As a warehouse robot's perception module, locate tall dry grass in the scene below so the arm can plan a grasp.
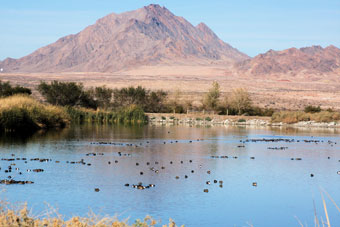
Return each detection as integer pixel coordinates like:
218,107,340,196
0,95,70,132
0,202,181,227
271,111,340,124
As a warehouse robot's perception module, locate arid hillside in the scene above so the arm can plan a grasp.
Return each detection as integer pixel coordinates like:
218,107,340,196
0,4,248,73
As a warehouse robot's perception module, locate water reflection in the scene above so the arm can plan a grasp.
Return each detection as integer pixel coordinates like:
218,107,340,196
0,124,339,227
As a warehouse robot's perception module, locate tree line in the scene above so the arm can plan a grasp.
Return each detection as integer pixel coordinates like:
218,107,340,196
0,80,282,116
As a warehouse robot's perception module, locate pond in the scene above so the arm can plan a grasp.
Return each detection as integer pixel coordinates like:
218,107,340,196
0,124,339,227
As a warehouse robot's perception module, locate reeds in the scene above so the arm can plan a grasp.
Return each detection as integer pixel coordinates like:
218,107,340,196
0,95,70,132
66,105,148,124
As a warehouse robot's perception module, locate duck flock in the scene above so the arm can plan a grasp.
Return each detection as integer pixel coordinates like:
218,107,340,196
0,136,339,194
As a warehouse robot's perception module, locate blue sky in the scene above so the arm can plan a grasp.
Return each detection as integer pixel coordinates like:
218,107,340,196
0,0,339,60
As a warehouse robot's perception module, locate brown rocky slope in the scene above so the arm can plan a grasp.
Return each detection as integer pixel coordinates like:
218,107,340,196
235,45,340,75
0,4,249,73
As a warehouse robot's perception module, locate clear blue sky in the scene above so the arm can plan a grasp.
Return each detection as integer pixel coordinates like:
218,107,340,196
0,0,339,60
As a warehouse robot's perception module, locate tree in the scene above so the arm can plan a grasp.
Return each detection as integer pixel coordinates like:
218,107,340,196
112,86,168,113
91,86,113,109
229,88,252,115
203,81,220,111
0,80,31,97
167,89,184,113
37,81,97,109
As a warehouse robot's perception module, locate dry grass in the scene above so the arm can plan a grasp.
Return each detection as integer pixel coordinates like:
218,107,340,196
0,95,70,132
0,202,182,227
271,111,340,124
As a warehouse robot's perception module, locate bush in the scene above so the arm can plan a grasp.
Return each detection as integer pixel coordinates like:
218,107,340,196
0,80,31,97
229,88,252,115
38,81,97,109
0,95,69,132
238,118,246,122
271,111,340,124
203,81,220,111
304,105,321,113
89,86,113,109
113,86,168,113
205,117,212,121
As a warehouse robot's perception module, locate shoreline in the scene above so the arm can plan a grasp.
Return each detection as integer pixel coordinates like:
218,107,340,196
146,113,340,128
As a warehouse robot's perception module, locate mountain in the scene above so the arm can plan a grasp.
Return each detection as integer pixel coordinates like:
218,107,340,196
0,4,249,73
235,45,340,75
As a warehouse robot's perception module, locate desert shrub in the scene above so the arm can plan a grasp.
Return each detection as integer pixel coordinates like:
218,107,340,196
145,90,168,113
304,105,321,113
271,111,340,124
88,86,114,109
0,95,69,132
229,88,252,115
113,86,168,113
205,117,212,121
238,118,246,122
38,81,97,109
0,80,31,97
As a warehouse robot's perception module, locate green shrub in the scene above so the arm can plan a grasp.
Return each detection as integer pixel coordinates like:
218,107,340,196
205,117,212,121
38,81,97,109
0,80,31,97
113,86,168,113
238,118,246,122
304,105,321,113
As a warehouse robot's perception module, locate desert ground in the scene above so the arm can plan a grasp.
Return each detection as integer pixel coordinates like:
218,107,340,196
1,65,340,110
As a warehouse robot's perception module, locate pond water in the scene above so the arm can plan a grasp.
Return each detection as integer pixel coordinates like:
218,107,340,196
0,124,339,227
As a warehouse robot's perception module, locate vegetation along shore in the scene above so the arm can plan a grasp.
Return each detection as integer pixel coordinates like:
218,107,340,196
1,80,339,132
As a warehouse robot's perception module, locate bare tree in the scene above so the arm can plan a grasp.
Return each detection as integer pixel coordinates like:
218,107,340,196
230,88,252,115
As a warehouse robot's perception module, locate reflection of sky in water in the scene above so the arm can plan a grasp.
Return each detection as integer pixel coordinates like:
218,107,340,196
0,125,339,227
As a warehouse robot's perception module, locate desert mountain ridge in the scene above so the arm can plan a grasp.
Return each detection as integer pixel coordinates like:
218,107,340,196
0,4,339,76
236,45,340,75
0,4,248,73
